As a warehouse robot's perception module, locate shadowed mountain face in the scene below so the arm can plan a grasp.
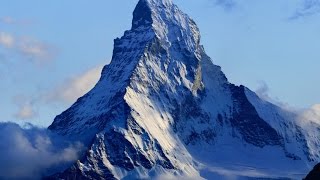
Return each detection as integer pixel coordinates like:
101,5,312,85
48,0,320,179
304,163,320,180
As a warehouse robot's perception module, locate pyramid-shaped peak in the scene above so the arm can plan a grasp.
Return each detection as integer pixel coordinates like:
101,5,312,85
48,0,319,179
132,0,201,52
132,0,174,29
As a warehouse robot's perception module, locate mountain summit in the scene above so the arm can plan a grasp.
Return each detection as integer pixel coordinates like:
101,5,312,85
49,0,319,179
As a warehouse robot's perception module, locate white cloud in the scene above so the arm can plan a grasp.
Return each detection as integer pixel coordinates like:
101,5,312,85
0,32,14,48
46,65,104,103
0,122,83,179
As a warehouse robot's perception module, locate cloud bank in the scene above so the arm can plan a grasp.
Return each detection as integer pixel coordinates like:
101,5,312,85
0,122,83,179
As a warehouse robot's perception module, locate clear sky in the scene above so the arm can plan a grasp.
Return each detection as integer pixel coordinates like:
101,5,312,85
0,0,319,127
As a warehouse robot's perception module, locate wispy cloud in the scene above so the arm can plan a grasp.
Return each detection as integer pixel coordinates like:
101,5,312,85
14,103,37,120
299,104,320,124
214,0,237,10
291,0,320,19
0,16,32,25
10,64,104,121
255,82,320,125
255,81,291,109
255,81,270,101
0,122,83,179
208,0,320,19
17,36,57,64
12,95,38,120
45,65,104,104
0,16,15,24
0,31,57,64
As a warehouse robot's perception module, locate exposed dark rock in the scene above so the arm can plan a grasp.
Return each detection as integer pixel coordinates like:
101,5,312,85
304,163,320,180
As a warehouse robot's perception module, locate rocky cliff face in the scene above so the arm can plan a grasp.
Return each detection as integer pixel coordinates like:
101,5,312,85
48,0,319,179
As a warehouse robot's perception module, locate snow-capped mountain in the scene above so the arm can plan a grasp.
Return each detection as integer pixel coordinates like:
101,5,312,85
48,0,319,179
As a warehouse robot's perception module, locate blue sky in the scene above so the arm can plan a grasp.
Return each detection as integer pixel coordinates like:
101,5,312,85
0,0,319,127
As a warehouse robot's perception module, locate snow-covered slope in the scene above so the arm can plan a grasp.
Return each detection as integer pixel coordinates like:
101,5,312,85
48,0,319,179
